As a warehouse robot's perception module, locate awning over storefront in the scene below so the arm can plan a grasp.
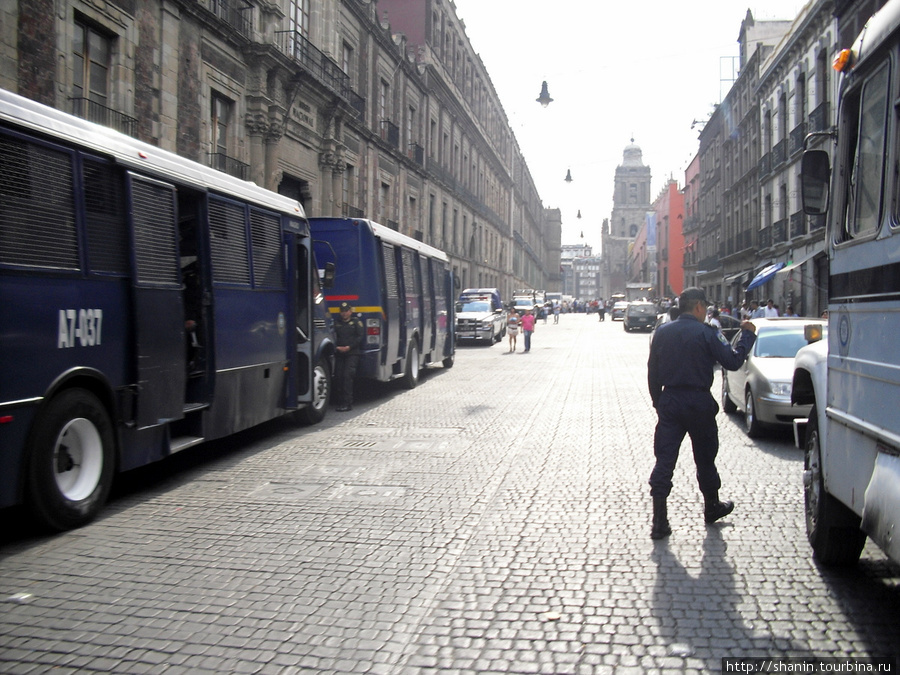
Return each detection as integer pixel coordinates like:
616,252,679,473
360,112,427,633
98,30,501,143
775,244,825,279
724,271,749,285
745,262,785,291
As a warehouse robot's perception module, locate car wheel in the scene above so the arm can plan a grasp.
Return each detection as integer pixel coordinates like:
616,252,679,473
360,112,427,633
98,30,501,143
722,376,737,413
295,357,331,425
804,405,866,565
402,340,420,389
26,389,115,531
744,388,764,437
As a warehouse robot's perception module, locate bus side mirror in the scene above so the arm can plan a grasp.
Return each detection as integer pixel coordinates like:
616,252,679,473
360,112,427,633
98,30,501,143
801,150,831,216
321,262,336,289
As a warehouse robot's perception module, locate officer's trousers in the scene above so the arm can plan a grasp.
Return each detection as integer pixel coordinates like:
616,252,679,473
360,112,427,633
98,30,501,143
649,388,721,497
334,354,359,407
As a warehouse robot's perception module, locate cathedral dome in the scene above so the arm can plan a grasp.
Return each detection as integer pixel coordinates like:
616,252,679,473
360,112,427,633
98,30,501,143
622,138,643,167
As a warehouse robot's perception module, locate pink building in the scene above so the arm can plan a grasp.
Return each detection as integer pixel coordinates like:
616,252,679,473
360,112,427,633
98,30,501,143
652,179,685,298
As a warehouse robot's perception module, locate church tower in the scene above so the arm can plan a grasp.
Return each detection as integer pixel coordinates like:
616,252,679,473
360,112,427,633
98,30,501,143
602,140,652,296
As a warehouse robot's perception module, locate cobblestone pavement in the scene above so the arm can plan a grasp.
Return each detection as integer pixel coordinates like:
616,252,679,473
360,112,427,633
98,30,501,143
1,314,898,674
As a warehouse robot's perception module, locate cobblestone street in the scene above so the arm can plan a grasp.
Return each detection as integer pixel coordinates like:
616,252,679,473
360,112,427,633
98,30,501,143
1,313,898,674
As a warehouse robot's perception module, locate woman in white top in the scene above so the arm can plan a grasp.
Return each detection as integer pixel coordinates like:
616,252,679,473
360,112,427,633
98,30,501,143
507,309,520,352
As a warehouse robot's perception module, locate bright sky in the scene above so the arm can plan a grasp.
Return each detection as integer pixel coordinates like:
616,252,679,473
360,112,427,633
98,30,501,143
450,0,812,251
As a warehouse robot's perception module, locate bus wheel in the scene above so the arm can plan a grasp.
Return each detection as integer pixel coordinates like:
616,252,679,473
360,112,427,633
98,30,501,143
295,358,331,425
26,389,115,531
402,341,420,389
442,351,455,369
804,406,866,566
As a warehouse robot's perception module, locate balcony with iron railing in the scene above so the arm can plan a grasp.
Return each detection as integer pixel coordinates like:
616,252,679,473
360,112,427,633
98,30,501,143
69,97,138,137
208,152,249,180
790,211,806,239
790,122,807,156
809,214,826,231
809,101,830,132
208,0,251,38
408,142,424,165
759,225,772,249
343,204,365,218
758,152,771,180
274,31,365,119
381,120,399,148
772,139,787,168
774,218,788,244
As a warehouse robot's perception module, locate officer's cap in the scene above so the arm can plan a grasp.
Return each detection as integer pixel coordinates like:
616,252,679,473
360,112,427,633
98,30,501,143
679,287,708,307
339,301,352,312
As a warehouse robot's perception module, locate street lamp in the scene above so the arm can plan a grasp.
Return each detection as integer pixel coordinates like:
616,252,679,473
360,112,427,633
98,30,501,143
536,81,553,107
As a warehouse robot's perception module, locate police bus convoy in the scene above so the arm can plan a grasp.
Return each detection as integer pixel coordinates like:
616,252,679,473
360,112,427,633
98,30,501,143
647,287,757,540
333,302,364,411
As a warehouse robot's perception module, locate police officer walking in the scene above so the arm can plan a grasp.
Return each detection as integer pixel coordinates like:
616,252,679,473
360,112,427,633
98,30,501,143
647,287,757,539
333,301,364,412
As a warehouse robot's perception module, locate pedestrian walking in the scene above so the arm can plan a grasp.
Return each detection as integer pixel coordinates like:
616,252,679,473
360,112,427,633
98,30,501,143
506,309,520,352
553,303,561,324
333,301,364,411
646,287,757,539
521,308,536,352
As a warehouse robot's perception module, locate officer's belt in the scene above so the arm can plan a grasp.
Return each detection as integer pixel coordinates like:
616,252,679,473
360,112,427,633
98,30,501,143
662,386,708,392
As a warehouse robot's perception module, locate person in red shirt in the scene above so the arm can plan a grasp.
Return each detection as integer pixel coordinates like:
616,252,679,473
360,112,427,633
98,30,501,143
520,309,536,352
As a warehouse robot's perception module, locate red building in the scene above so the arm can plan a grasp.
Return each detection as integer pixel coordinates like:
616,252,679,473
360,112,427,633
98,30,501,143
652,179,685,298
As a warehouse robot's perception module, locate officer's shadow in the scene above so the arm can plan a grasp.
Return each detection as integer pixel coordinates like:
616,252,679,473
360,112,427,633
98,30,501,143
650,526,803,667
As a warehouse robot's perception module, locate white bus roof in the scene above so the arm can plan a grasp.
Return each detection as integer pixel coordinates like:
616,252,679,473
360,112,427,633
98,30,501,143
355,219,449,262
0,88,306,218
853,0,900,68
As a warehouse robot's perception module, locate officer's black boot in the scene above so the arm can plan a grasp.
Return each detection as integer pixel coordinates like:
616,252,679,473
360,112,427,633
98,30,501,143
650,495,672,540
703,491,735,523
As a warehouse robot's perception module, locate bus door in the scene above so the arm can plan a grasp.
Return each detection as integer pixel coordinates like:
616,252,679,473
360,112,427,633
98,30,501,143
421,255,435,354
127,173,186,428
381,241,402,365
401,248,420,353
290,228,312,401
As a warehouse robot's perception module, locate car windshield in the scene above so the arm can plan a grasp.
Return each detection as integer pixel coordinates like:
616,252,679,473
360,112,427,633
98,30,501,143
460,301,490,313
514,300,532,308
629,305,656,316
754,327,824,358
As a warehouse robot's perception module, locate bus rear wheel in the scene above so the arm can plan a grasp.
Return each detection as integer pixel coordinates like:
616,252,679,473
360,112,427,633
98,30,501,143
402,341,420,389
804,406,867,566
26,389,115,531
295,357,331,425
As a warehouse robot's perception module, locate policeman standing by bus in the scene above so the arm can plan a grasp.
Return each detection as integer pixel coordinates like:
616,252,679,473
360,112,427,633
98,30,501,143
333,302,364,411
647,287,757,539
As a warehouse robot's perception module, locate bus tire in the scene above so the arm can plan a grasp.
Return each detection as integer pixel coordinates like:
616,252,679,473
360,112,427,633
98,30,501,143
402,341,420,389
295,357,331,425
25,389,115,531
442,351,455,369
804,406,867,566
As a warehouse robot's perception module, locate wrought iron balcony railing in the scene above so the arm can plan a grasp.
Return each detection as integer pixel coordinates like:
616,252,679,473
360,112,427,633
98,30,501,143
208,152,249,180
809,102,830,133
275,31,365,119
69,97,138,137
790,211,806,239
208,0,251,38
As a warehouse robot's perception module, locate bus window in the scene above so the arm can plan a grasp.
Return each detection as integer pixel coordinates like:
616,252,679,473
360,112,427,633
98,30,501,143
840,62,890,241
0,133,79,270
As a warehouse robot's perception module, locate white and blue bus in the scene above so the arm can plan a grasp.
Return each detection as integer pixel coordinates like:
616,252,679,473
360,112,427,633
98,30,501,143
309,218,455,389
0,89,336,531
795,0,900,566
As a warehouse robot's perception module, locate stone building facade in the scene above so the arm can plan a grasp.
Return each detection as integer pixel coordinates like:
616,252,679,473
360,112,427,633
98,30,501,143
1,0,559,302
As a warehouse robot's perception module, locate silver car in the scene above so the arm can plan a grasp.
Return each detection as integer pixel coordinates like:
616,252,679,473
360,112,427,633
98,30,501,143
722,318,827,437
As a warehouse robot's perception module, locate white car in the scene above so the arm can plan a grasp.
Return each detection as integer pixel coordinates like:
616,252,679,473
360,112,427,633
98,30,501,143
722,318,827,437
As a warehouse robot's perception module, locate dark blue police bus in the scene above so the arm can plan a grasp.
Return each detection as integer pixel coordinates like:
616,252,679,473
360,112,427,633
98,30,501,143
0,89,336,531
309,218,455,389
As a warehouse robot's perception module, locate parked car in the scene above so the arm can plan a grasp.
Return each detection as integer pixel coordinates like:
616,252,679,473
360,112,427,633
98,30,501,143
456,289,506,344
610,301,629,320
722,318,827,437
623,302,658,332
511,297,540,316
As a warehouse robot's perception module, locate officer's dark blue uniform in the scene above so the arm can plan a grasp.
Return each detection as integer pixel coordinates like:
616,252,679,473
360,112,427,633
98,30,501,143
647,288,756,539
